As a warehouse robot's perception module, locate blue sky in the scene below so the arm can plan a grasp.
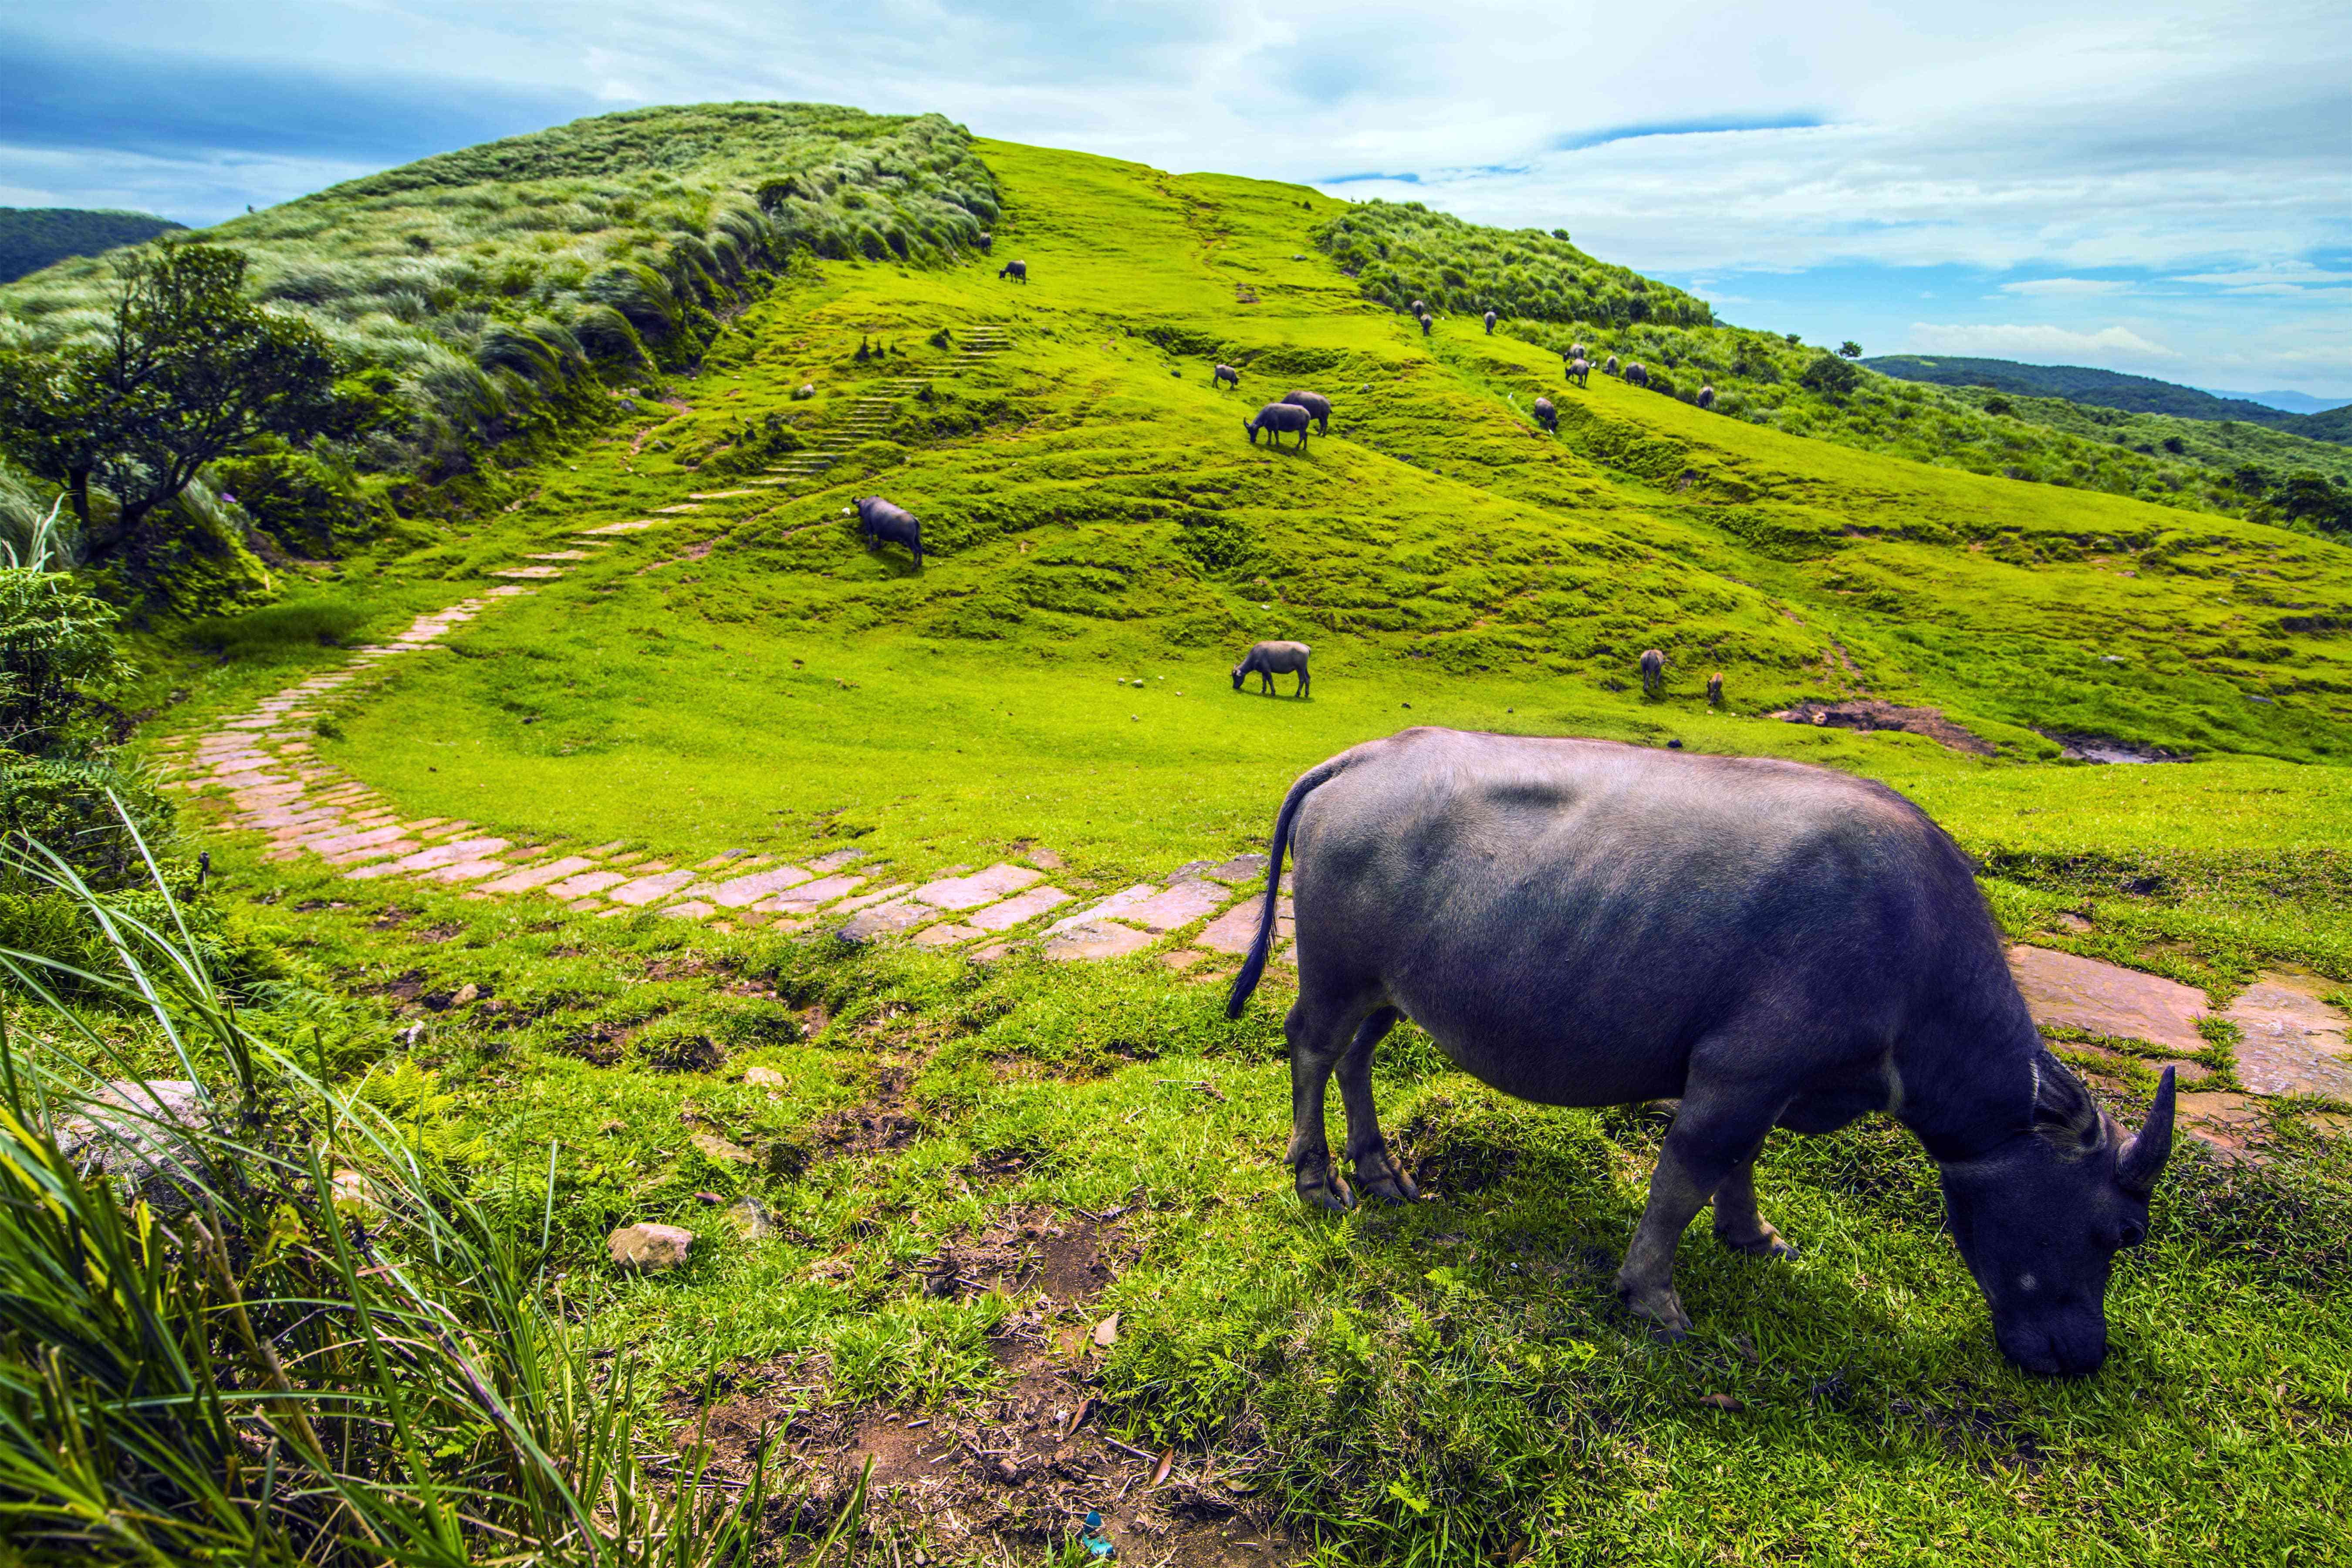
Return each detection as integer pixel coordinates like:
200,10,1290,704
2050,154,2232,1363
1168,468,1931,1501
5,2,2349,396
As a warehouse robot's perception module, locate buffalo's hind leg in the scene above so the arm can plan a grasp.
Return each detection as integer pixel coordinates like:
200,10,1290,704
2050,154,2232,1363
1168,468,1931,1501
1711,1149,1798,1260
1283,990,1380,1212
1336,1006,1416,1202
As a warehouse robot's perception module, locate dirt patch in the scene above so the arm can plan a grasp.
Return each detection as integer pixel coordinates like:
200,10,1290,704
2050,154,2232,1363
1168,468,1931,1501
916,1207,1127,1303
1769,699,1995,755
2035,730,2190,764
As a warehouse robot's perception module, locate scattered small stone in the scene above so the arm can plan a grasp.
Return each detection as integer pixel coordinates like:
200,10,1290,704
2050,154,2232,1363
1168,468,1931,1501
608,1223,694,1272
694,1190,724,1204
691,1130,754,1164
745,1065,787,1086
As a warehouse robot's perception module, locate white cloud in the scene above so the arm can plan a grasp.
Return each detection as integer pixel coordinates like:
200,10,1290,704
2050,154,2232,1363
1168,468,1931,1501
1997,278,2132,297
1907,322,2180,363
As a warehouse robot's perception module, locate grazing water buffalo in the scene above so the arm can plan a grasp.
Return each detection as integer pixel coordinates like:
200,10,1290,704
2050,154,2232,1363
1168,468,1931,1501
1605,354,1621,375
1698,384,1717,410
1280,389,1332,434
1409,299,1426,316
976,231,993,252
1533,397,1558,433
1567,358,1591,389
1569,341,1588,361
1626,361,1651,389
1226,728,2176,1375
1418,313,1433,337
1212,363,1241,390
1640,648,1666,695
847,497,923,568
1244,402,1314,451
1707,670,1724,706
1233,640,1311,696
1484,309,1498,335
998,260,1028,283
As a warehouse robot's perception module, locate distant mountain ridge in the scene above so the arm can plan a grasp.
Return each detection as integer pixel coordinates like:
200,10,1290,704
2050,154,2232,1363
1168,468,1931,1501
0,207,186,283
2202,388,2352,416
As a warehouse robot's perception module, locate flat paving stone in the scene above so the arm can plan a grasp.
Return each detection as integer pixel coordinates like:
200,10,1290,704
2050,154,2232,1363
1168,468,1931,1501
913,923,985,947
756,875,865,914
1206,854,1269,884
323,838,418,866
300,824,409,855
1046,883,1157,935
663,901,717,920
493,566,565,579
968,886,1071,932
837,897,928,943
580,520,659,534
479,855,599,894
423,858,510,884
527,551,592,561
806,848,865,873
348,837,510,879
2006,946,2208,1056
1198,894,1293,955
830,882,912,915
548,869,629,899
2226,975,2352,1098
914,862,1042,911
1121,879,1232,933
1043,921,1157,961
707,863,813,908
608,870,696,906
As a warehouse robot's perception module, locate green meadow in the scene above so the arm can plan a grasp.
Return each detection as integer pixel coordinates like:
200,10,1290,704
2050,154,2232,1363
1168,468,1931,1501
47,119,2352,1564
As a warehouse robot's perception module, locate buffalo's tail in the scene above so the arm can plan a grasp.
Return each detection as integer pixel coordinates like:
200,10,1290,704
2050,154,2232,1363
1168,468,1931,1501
1226,758,1343,1019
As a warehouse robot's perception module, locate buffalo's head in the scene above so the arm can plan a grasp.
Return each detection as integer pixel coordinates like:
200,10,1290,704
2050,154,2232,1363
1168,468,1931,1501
1230,662,1248,690
1939,1057,2175,1376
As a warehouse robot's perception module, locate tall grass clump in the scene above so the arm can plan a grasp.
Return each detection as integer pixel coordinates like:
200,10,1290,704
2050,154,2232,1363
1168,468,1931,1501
1315,200,1713,328
0,826,787,1564
0,103,1000,481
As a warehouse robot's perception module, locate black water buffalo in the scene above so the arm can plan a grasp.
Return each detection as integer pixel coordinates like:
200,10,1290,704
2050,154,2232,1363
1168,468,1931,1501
1697,384,1716,410
1568,341,1588,361
1409,298,1426,315
1418,313,1433,337
1566,358,1591,388
1233,640,1311,696
998,260,1028,283
1626,361,1651,388
1213,363,1241,390
1244,402,1313,451
976,230,994,252
1484,309,1498,335
1707,670,1724,706
1605,354,1620,375
1640,647,1666,694
1279,389,1332,434
1533,397,1558,433
847,497,923,568
1226,728,2176,1376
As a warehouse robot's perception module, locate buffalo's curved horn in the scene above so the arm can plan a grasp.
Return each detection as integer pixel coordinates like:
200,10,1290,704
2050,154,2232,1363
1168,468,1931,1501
2116,1065,2176,1198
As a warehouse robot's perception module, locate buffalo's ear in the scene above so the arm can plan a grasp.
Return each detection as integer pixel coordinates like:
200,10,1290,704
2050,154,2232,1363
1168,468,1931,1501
2116,1066,2176,1199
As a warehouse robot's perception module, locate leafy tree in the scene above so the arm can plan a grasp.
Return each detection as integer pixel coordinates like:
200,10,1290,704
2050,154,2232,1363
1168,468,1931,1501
0,560,134,755
0,242,344,566
1838,340,1862,359
2233,463,2271,495
1798,352,1862,398
2276,470,2349,534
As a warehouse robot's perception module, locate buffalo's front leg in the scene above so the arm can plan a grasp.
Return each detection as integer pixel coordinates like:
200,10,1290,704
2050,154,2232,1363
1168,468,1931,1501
1711,1150,1798,1259
1284,993,1376,1211
1335,1007,1416,1203
1616,1090,1780,1335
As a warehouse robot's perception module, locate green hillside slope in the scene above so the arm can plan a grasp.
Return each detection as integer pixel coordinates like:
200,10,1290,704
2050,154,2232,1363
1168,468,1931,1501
0,206,183,282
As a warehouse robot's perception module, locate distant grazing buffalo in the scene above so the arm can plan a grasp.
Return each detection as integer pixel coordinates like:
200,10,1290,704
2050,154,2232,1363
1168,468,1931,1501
1233,640,1311,696
1567,358,1591,388
1409,299,1426,315
1213,363,1241,390
1533,397,1558,433
1640,648,1666,695
1698,384,1716,410
1707,671,1724,706
976,231,994,252
1605,354,1621,375
998,260,1028,283
1418,313,1433,337
1625,361,1650,389
1484,309,1498,335
1244,402,1314,451
1568,341,1588,361
1223,727,2176,1375
847,497,923,568
1280,389,1332,434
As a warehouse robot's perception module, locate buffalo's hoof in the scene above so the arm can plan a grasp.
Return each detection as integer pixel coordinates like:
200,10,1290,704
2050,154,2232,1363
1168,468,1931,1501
1353,1150,1419,1205
1615,1278,1693,1338
1296,1164,1355,1213
1716,1225,1799,1261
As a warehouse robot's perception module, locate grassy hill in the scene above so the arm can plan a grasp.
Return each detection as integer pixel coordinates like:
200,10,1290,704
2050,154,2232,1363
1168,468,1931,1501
23,109,2352,1564
0,206,183,282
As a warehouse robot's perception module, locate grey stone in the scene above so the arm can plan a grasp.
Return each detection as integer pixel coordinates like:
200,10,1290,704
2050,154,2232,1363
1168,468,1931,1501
55,1079,210,1210
608,1223,694,1271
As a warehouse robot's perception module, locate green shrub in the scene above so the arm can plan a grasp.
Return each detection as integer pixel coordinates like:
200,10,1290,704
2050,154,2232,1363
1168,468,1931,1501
187,595,375,657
